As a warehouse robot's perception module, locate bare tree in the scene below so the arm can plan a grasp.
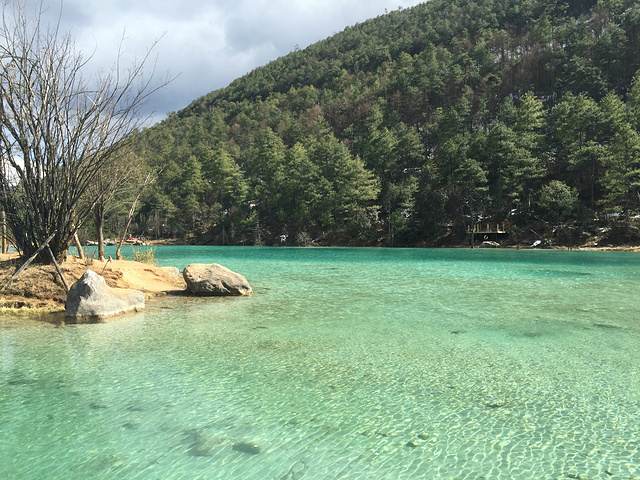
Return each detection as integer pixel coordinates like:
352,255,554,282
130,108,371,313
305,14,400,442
0,1,171,263
116,170,155,260
86,147,147,262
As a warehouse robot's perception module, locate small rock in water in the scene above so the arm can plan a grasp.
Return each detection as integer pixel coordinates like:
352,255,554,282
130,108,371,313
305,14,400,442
565,472,587,480
486,399,508,408
185,431,218,457
282,460,309,479
122,421,140,430
189,441,215,457
593,323,622,330
7,377,35,386
405,441,419,448
417,433,430,440
232,442,261,455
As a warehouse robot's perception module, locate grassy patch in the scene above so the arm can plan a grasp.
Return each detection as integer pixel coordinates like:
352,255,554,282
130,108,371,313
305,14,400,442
132,247,158,266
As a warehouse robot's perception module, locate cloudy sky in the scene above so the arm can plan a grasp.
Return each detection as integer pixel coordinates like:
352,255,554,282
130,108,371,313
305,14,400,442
32,0,425,125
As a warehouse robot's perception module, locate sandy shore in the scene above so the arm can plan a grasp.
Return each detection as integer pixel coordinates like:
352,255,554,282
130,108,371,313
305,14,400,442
0,252,185,313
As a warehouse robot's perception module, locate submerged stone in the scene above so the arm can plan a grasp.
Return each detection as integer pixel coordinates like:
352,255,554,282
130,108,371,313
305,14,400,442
184,430,220,457
593,323,623,330
189,441,215,457
7,377,35,386
232,442,261,455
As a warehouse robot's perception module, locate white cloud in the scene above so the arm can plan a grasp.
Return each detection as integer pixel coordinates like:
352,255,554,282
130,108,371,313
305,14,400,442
32,0,425,124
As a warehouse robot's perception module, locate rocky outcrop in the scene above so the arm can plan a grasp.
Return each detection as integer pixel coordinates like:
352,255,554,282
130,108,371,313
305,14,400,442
65,270,145,320
160,266,181,279
479,241,501,248
183,263,252,296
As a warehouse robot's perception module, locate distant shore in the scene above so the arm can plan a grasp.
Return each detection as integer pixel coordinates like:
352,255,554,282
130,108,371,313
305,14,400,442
143,238,640,252
550,245,640,252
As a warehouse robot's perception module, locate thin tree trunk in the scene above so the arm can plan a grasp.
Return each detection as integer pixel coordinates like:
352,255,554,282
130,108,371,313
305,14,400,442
116,208,135,261
116,173,154,260
1,232,56,293
73,232,84,260
1,210,6,254
95,206,106,262
470,197,475,249
46,245,69,292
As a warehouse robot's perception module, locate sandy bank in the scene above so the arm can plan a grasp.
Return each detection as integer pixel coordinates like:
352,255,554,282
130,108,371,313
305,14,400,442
0,253,185,313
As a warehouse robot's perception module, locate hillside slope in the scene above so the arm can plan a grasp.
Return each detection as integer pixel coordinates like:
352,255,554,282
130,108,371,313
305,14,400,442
131,0,640,247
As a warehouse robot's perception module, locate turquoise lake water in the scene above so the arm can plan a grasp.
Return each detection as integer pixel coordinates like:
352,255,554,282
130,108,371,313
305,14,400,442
1,246,639,479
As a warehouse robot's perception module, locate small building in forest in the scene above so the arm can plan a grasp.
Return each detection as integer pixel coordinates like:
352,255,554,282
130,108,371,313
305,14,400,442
467,221,510,243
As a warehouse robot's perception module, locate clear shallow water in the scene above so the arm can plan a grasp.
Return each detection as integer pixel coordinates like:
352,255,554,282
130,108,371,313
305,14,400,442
1,247,639,479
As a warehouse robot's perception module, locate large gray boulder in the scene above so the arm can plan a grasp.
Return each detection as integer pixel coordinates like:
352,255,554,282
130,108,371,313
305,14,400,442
65,270,145,320
183,263,252,296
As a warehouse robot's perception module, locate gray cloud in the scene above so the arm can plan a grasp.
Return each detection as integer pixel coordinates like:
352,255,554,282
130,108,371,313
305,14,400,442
31,0,424,124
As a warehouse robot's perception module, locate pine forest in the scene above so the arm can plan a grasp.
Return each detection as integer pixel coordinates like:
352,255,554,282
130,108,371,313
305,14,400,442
124,0,640,248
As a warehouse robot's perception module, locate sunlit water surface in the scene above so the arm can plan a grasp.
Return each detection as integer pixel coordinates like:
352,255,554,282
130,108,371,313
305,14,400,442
1,247,639,479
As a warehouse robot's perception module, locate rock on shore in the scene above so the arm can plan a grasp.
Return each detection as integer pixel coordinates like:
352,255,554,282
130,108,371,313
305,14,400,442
65,270,145,320
183,263,252,296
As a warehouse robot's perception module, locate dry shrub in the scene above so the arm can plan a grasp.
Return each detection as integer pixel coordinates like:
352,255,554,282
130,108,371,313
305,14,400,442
132,247,157,266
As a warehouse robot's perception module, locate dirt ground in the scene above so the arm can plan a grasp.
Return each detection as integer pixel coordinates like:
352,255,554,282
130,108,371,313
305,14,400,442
0,252,186,314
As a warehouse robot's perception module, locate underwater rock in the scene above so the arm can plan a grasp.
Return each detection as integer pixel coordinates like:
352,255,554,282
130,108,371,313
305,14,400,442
189,440,216,457
232,442,261,455
565,472,588,480
185,430,219,457
65,270,144,320
593,323,623,330
7,377,35,386
183,263,252,296
281,460,309,479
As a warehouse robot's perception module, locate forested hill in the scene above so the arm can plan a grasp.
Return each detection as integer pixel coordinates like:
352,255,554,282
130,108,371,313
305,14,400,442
131,0,640,247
